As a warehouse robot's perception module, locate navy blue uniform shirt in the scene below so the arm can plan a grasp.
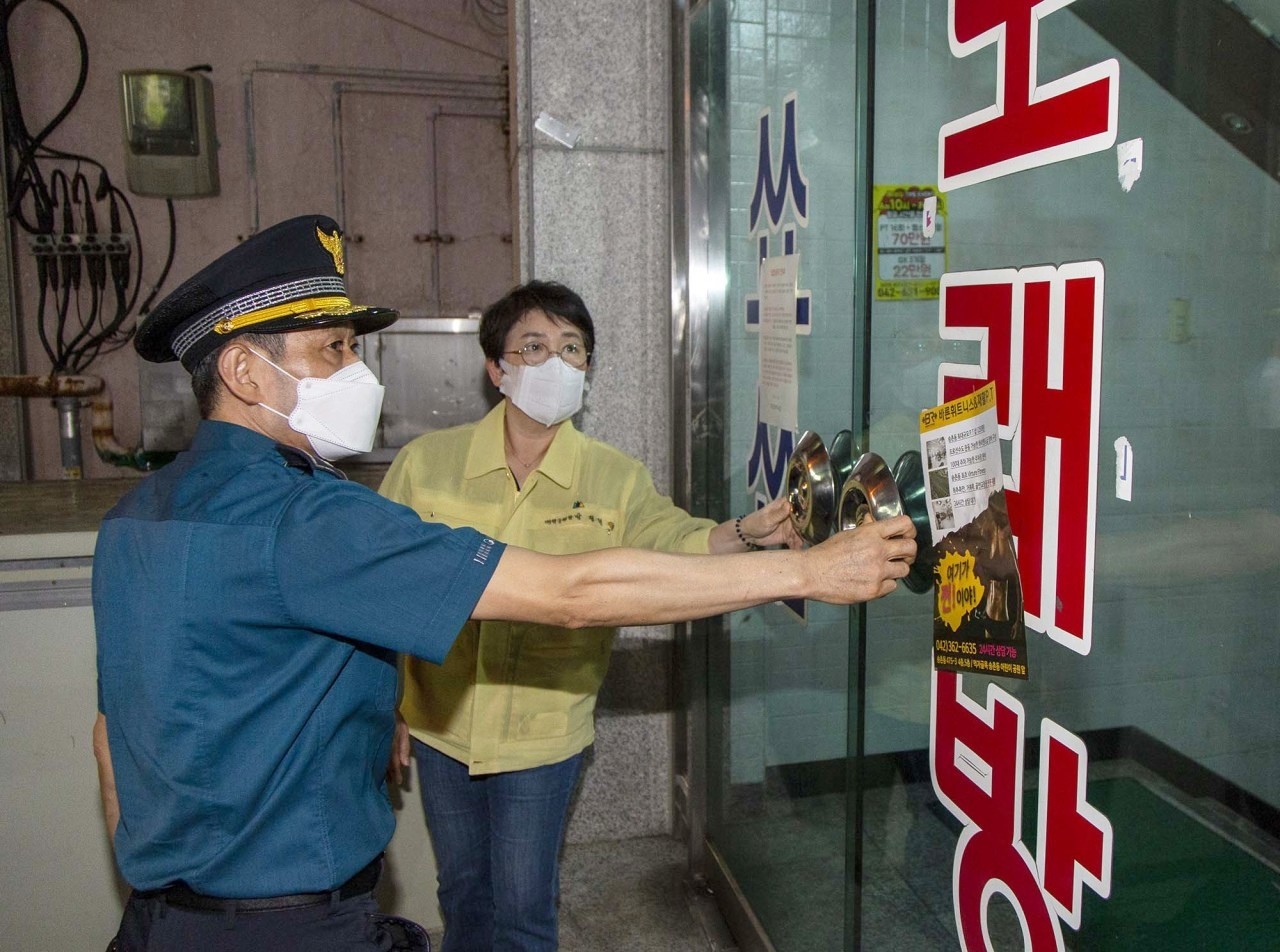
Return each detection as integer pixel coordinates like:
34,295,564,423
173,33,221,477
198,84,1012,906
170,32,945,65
93,420,504,897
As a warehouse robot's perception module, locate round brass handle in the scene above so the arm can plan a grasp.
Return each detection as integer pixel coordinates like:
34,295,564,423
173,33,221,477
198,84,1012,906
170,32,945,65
785,430,838,544
836,452,902,533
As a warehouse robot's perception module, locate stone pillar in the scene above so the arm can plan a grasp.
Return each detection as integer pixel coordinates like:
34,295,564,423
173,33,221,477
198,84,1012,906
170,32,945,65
510,0,675,842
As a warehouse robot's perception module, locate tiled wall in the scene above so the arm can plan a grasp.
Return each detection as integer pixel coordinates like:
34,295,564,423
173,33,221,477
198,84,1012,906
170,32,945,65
722,0,1280,806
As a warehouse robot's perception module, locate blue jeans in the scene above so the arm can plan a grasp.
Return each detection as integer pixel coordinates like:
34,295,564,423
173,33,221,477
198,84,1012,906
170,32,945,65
413,739,584,952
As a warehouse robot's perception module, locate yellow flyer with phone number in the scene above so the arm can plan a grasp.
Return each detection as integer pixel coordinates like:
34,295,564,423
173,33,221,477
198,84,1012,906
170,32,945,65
919,382,1027,679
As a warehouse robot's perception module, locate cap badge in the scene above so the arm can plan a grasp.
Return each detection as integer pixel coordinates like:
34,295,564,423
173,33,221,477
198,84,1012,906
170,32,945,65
316,226,345,276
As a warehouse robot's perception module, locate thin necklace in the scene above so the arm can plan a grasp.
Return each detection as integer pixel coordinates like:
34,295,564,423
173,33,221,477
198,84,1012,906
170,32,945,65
504,428,544,471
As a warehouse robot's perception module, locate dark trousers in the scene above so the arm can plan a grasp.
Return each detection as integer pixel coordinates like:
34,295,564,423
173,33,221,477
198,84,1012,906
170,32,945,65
108,890,430,952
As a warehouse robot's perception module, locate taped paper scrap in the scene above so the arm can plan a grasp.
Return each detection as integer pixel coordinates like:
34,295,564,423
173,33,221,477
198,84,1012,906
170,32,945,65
1114,436,1133,501
534,112,581,148
1117,138,1143,192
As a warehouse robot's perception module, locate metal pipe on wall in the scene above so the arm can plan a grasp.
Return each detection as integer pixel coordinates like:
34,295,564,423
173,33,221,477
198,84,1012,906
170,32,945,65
0,375,172,477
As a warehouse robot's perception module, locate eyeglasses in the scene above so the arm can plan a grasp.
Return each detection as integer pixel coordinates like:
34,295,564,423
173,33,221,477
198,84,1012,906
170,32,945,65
504,341,590,369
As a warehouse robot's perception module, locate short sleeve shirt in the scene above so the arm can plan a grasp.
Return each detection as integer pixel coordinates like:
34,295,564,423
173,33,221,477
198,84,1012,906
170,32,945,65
93,421,504,897
379,402,715,774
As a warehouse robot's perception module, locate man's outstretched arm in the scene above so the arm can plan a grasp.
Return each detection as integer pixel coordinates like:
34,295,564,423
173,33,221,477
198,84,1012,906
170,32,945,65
474,514,916,629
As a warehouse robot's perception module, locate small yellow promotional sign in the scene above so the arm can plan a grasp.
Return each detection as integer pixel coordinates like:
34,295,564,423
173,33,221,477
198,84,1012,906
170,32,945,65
937,550,983,633
873,184,946,302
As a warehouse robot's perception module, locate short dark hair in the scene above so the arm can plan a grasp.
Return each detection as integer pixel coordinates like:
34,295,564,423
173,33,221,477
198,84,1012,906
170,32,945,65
479,280,595,364
190,331,286,418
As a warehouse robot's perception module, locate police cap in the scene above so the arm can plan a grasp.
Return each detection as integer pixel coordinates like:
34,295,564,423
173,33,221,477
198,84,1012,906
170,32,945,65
135,214,398,370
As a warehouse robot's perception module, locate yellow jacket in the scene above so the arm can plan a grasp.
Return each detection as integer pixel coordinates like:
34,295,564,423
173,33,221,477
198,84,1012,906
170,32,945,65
379,402,715,774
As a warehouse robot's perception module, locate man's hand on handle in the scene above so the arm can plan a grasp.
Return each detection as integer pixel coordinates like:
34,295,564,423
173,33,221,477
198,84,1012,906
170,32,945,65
803,513,916,604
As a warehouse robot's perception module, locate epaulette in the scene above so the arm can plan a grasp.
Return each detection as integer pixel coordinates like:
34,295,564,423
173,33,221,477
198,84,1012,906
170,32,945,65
275,443,347,480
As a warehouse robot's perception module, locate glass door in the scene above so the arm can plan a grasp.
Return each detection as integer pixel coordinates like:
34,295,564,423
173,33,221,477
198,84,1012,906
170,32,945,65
684,0,1280,949
859,0,1280,948
685,0,871,947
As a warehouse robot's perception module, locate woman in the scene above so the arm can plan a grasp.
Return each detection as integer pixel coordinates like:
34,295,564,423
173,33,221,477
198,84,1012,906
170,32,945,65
380,280,799,952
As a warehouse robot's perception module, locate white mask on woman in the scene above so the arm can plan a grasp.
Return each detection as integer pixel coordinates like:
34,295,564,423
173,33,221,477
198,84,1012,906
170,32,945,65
499,357,586,427
250,348,385,460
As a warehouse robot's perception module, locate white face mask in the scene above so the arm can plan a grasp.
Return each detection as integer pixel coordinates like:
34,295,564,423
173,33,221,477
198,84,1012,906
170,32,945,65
250,348,385,461
499,357,586,427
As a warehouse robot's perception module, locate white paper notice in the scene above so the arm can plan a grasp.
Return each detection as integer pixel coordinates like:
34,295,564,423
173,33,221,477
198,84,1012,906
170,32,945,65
759,255,799,431
919,382,1003,546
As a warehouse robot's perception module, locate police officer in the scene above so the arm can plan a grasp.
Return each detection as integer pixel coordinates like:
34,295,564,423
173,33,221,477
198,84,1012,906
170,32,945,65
93,215,915,951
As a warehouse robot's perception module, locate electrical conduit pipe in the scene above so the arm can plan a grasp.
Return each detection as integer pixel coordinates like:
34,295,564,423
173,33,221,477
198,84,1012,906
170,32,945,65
0,375,174,477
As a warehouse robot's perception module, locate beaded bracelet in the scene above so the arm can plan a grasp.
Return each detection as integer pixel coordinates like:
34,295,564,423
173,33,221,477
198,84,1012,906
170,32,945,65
735,515,763,551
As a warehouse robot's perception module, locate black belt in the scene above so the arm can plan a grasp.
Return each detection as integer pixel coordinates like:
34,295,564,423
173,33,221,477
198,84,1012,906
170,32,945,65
142,855,382,913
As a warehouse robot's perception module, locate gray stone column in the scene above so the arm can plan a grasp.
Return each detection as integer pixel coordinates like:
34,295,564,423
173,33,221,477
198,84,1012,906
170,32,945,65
510,0,675,842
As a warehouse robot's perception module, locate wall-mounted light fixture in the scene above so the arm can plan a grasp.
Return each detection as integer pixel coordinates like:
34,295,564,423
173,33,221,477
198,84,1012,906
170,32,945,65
1221,111,1255,135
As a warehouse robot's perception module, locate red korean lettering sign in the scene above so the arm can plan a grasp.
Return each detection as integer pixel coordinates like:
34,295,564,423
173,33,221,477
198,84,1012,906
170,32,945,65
938,262,1104,655
931,671,1113,951
929,1,1118,947
938,0,1119,191
1036,721,1113,930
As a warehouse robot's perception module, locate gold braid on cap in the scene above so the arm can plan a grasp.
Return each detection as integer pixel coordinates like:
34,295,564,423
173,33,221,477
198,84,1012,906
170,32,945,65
212,296,357,335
